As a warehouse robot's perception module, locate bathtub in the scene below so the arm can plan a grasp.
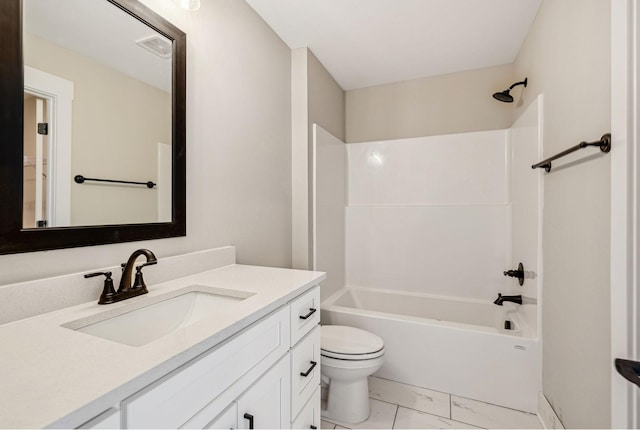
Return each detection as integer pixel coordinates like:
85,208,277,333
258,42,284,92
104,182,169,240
321,287,541,413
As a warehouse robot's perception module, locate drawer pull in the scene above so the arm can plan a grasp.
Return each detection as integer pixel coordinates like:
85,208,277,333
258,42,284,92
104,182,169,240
244,413,254,429
300,360,317,377
299,308,317,320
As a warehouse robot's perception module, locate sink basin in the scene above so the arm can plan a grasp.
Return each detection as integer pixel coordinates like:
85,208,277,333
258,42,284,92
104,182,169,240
64,286,253,347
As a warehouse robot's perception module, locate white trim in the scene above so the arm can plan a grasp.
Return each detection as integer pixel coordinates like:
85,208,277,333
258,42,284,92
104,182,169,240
537,392,564,429
24,66,74,227
610,0,638,428
34,98,44,225
536,95,544,350
311,124,317,270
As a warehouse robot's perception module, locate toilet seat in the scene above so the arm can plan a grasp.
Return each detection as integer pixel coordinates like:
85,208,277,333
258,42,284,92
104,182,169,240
321,325,384,361
321,348,384,361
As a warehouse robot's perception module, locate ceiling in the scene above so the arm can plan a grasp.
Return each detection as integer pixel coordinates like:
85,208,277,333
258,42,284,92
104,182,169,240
246,0,542,90
24,0,172,93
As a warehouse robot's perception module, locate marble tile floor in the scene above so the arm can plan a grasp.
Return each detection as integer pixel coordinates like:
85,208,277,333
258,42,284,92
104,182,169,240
320,377,543,429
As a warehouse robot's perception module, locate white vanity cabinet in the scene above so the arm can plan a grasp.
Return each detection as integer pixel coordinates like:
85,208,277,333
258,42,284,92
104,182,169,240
116,285,320,429
289,287,321,429
235,354,291,429
79,408,121,429
204,354,291,429
291,388,321,430
204,403,237,430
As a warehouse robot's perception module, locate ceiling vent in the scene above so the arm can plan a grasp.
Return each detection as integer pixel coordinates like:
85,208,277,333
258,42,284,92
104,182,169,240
136,35,172,59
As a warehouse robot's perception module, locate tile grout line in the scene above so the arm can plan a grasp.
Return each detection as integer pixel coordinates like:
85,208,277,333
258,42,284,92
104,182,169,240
392,403,457,421
391,404,399,429
449,397,489,429
369,394,454,421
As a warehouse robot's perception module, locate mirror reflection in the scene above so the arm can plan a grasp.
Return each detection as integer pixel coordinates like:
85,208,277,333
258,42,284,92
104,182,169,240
22,0,173,228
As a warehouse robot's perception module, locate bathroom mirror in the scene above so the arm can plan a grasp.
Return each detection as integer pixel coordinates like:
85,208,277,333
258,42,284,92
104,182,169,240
0,0,186,254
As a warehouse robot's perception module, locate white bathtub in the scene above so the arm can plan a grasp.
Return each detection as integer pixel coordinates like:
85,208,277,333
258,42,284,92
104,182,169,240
321,287,541,413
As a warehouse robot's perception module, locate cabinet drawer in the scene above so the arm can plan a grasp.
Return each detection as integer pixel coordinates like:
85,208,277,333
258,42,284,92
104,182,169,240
123,307,290,429
291,325,321,419
291,387,320,430
290,287,320,345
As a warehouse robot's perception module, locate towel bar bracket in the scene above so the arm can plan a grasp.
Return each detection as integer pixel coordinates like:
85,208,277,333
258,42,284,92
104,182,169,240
581,133,611,153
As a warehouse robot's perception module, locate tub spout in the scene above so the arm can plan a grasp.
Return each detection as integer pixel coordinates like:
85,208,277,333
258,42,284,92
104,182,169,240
493,293,522,306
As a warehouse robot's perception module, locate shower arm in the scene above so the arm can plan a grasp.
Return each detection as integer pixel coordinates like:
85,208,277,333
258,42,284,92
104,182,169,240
508,79,527,90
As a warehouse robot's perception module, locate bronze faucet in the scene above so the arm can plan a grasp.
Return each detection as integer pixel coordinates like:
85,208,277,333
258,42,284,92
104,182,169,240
84,249,157,304
119,248,157,296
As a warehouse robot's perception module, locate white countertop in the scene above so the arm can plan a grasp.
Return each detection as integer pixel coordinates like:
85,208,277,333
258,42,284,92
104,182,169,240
0,264,325,429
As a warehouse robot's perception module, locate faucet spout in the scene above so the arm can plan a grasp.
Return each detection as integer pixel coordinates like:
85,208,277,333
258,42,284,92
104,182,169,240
493,293,523,306
119,249,157,294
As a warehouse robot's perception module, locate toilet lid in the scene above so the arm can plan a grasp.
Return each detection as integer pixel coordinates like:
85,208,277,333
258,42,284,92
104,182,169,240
321,325,384,356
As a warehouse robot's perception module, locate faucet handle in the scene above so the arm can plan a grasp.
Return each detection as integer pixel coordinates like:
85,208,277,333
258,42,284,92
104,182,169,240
131,261,156,291
84,271,117,305
84,270,112,279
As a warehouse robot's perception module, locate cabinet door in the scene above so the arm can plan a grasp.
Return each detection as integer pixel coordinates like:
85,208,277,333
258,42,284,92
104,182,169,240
205,403,237,430
237,355,291,429
291,387,320,430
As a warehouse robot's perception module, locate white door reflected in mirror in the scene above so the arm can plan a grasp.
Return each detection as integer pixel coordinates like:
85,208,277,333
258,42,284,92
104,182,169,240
22,94,48,228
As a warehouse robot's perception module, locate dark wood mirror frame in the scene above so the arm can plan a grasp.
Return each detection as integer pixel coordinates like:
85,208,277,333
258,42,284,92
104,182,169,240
0,0,186,255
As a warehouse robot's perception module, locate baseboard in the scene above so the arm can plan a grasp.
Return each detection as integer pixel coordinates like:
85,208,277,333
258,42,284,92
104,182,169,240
537,392,564,429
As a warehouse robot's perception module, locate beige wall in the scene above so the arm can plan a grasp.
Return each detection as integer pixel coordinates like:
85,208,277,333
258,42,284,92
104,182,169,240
308,51,345,142
24,32,171,226
0,0,292,284
345,64,514,143
512,0,611,428
292,48,345,269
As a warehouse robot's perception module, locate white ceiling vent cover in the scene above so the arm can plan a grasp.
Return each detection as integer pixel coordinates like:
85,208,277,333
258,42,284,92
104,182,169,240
136,35,172,59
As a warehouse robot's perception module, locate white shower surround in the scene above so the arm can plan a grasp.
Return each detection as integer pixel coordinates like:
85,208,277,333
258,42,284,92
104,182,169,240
314,96,543,414
346,129,512,300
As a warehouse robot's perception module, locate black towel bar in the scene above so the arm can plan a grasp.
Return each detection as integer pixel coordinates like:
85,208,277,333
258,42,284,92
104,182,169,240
74,175,156,189
531,133,611,172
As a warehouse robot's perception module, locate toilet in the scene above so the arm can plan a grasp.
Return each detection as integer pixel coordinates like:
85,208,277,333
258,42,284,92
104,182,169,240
320,325,385,423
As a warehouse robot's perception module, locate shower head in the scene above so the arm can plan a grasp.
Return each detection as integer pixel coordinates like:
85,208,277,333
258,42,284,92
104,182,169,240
493,90,514,103
492,78,528,103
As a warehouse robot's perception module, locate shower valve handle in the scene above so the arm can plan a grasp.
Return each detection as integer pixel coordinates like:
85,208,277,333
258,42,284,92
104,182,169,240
503,262,525,286
503,269,523,277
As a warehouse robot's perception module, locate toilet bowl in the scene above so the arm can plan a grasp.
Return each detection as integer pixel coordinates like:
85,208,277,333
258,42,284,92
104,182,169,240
321,325,385,424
